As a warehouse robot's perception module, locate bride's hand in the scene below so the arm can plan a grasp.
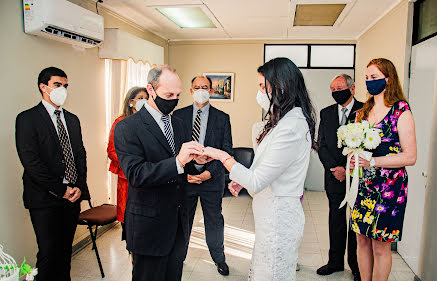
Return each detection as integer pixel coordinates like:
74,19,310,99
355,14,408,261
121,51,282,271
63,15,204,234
228,181,243,198
202,147,229,162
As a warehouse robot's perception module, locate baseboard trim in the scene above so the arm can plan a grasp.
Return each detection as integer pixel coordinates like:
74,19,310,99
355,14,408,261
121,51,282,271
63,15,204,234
72,222,118,256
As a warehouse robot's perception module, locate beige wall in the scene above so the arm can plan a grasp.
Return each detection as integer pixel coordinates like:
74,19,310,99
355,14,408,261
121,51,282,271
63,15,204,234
0,0,165,265
169,39,355,147
355,0,412,101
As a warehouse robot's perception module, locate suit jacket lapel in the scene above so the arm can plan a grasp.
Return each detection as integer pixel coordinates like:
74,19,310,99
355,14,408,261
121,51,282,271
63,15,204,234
348,99,361,122
139,107,173,156
36,102,61,150
204,106,216,146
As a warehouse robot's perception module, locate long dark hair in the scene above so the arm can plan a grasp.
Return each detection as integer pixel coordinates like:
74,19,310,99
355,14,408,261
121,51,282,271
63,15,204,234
257,57,317,149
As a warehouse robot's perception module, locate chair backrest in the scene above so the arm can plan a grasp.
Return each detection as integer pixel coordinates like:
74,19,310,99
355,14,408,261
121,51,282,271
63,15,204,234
233,147,255,168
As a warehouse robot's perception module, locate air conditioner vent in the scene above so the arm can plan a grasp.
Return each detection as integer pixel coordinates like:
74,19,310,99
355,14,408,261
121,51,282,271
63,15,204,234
42,26,102,46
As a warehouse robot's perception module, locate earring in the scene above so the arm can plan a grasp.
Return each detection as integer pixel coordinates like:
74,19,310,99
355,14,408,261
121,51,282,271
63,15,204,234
129,103,133,107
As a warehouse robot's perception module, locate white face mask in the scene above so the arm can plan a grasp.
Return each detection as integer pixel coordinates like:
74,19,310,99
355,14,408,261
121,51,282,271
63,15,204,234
193,89,210,105
256,90,271,111
46,86,67,106
134,99,147,112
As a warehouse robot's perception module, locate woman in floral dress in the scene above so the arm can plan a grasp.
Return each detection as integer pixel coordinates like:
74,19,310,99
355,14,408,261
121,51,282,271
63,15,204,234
350,58,417,281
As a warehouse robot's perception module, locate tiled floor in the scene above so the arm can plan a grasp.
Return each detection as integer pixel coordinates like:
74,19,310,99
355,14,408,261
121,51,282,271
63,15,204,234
71,191,415,281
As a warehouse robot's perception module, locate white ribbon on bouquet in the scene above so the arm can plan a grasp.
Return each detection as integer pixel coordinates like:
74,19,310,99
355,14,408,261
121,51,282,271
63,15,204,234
339,147,373,208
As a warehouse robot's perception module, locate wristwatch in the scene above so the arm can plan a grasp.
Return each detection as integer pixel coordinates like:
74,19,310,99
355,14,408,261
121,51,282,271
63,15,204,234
369,157,376,168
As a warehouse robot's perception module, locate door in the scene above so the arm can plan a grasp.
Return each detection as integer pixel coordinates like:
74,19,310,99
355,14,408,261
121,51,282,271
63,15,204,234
398,35,437,274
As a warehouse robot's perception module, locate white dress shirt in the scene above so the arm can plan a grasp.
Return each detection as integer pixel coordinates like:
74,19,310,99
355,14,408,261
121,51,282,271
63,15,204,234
144,103,184,174
338,98,355,124
230,107,311,196
41,99,73,184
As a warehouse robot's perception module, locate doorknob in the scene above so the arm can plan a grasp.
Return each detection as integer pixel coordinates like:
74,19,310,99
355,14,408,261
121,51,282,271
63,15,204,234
422,171,428,178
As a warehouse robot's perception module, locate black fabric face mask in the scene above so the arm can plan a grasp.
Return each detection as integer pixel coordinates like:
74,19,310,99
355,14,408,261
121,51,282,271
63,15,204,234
332,89,352,105
151,85,179,115
154,94,178,115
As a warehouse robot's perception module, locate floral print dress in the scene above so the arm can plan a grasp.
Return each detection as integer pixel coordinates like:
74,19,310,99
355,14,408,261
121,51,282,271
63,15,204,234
350,101,410,242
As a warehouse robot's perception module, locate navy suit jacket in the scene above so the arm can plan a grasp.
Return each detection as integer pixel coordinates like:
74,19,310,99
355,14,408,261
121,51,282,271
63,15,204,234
114,106,190,256
173,104,233,192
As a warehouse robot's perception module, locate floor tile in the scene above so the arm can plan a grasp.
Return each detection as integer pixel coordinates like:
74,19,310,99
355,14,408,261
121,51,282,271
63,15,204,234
71,191,415,280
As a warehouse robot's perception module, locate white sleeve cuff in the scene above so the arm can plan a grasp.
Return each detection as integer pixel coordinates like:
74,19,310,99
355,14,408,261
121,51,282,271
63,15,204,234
176,158,184,174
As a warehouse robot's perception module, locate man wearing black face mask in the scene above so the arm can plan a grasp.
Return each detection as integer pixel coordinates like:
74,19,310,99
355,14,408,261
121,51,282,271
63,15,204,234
317,74,363,281
114,65,204,281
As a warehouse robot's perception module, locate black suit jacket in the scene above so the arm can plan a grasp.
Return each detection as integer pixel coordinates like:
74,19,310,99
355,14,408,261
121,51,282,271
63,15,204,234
317,99,363,194
114,106,191,256
173,105,233,192
15,102,89,209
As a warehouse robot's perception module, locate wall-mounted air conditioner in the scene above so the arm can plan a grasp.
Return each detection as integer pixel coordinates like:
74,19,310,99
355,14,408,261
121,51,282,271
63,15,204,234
23,0,104,48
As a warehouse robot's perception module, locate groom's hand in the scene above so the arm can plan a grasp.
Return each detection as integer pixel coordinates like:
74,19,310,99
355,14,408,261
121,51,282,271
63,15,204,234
177,141,204,166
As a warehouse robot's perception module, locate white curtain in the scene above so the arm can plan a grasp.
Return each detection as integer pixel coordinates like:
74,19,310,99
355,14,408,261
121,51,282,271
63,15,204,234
125,58,151,92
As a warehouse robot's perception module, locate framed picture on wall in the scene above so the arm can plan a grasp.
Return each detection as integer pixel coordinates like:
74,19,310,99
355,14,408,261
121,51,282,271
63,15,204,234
202,72,234,102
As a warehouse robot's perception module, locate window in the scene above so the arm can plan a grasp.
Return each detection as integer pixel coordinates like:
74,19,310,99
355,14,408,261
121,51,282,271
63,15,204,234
264,44,355,69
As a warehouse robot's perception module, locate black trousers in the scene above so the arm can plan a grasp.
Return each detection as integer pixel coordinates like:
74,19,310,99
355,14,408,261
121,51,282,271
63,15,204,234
132,216,187,281
29,202,80,281
326,191,359,273
185,189,225,263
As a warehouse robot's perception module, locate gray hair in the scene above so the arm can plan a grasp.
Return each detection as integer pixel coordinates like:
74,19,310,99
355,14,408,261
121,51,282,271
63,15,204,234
147,65,177,89
331,74,354,88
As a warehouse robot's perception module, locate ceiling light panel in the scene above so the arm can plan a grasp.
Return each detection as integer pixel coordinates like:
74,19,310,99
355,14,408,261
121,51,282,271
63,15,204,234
156,7,216,28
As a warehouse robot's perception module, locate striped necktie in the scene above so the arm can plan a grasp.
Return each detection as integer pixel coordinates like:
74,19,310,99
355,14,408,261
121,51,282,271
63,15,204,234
161,114,176,156
54,110,77,184
192,109,202,142
340,107,348,125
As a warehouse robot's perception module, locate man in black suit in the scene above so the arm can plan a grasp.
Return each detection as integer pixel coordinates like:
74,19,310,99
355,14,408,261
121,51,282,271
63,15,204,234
317,74,363,281
173,76,232,276
114,65,204,281
15,67,90,281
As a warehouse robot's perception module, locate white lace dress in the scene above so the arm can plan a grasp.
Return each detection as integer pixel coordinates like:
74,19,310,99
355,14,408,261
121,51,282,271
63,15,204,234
231,108,310,281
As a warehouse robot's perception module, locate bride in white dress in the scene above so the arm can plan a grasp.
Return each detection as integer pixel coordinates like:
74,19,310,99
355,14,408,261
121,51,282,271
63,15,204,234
202,57,317,281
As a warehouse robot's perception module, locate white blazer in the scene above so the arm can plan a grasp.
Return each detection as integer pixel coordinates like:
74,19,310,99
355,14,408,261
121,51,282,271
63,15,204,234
230,107,311,197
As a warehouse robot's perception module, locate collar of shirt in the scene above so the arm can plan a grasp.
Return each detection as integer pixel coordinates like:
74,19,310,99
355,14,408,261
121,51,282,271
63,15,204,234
42,99,63,118
193,102,210,117
338,98,355,119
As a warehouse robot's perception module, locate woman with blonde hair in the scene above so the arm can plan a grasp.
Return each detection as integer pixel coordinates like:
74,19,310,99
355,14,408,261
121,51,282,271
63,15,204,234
350,58,417,281
107,86,148,240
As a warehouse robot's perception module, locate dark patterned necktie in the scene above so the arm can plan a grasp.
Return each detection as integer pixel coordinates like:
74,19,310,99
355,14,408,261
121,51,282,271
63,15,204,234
54,110,77,184
161,114,176,156
192,109,202,142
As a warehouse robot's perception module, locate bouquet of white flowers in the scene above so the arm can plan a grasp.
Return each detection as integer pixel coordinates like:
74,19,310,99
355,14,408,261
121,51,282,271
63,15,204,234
337,120,381,208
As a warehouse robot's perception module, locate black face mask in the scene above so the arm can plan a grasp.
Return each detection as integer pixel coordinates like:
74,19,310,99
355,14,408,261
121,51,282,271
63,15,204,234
152,86,179,115
332,89,352,105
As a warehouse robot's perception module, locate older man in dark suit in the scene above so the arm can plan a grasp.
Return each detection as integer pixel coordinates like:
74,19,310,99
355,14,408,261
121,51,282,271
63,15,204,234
114,65,204,281
317,74,363,281
173,76,232,276
16,67,90,281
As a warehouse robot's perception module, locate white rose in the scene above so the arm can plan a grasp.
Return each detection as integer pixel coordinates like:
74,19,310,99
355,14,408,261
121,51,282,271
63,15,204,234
337,125,348,140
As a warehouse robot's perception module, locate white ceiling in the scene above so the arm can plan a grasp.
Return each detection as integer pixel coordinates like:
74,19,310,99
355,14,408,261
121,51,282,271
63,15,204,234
99,0,403,41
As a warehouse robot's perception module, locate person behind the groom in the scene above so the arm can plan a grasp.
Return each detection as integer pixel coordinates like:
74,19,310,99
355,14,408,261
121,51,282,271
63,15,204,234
317,74,363,281
174,76,232,276
114,65,204,281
